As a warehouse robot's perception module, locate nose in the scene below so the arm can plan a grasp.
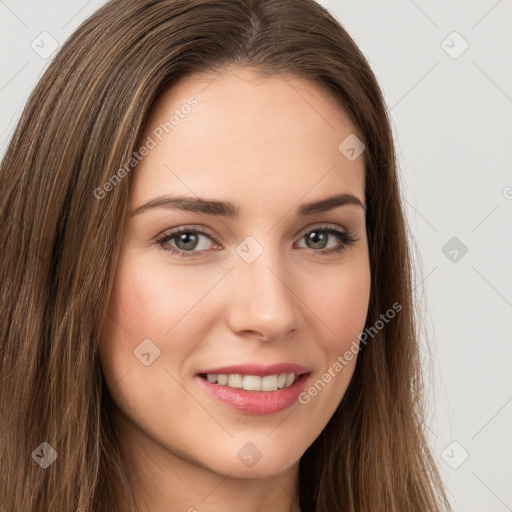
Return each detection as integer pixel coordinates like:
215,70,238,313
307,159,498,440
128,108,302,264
225,243,302,341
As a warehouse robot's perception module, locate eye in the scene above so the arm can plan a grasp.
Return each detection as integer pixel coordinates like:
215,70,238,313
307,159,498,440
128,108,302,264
156,227,219,258
295,225,358,255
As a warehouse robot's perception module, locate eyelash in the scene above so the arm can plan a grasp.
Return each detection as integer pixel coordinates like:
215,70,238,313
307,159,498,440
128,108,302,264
155,225,358,259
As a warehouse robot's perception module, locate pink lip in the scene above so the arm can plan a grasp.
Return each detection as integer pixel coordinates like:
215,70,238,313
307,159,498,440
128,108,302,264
196,363,310,377
195,373,310,415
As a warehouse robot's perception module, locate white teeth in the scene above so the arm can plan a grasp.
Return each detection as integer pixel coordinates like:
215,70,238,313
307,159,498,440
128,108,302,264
243,375,261,391
204,372,299,391
227,373,243,388
261,375,278,391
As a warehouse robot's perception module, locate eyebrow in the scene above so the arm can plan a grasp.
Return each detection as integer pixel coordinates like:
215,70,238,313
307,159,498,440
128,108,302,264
131,192,366,217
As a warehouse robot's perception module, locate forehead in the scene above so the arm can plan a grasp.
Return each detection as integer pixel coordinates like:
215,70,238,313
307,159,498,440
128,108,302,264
130,67,365,210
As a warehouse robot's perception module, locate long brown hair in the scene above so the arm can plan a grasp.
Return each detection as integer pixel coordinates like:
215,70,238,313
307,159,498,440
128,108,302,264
0,0,451,510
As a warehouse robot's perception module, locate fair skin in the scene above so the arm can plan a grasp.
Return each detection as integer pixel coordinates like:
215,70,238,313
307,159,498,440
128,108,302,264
100,66,370,512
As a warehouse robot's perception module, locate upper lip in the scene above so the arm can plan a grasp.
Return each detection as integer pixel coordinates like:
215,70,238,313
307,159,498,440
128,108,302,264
196,363,311,377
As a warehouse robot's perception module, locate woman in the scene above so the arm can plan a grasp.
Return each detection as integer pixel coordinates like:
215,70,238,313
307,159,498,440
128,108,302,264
0,0,451,510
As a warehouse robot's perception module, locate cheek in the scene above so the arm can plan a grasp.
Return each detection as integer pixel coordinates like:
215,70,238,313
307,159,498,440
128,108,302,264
101,255,178,382
101,252,226,385
106,254,218,339
299,256,370,404
307,256,371,350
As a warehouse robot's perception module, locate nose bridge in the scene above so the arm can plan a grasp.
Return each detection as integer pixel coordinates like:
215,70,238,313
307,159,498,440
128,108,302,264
227,236,300,339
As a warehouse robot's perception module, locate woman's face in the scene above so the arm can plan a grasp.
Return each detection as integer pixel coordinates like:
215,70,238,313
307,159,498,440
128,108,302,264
101,67,370,479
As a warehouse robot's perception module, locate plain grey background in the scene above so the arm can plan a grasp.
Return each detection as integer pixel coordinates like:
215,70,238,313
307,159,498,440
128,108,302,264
1,1,511,511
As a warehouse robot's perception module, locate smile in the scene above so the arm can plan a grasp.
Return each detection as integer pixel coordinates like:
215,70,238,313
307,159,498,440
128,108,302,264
195,366,311,415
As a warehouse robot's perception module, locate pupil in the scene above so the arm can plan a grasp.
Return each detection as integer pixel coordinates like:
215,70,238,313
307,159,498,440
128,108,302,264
308,231,327,249
176,232,198,250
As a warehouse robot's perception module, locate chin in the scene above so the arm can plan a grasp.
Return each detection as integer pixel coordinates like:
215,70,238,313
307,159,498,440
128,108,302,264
196,439,303,478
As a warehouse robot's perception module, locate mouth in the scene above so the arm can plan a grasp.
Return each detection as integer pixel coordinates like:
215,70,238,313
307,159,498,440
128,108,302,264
195,364,311,415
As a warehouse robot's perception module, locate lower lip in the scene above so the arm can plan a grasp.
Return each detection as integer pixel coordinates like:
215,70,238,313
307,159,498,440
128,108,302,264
195,374,310,415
